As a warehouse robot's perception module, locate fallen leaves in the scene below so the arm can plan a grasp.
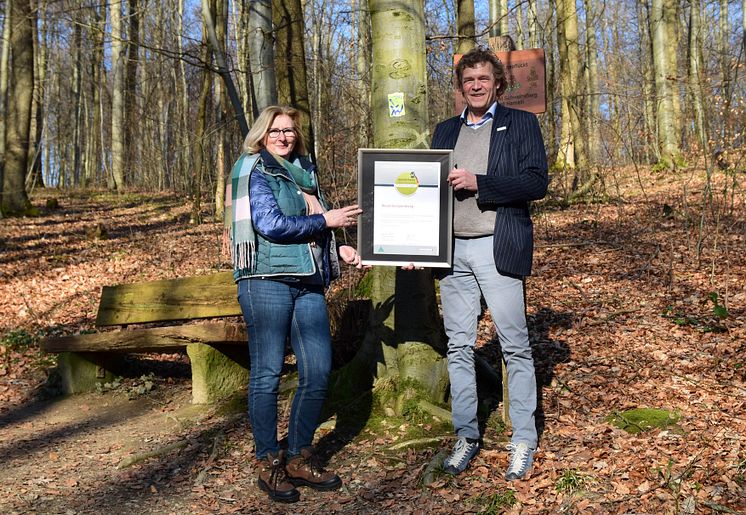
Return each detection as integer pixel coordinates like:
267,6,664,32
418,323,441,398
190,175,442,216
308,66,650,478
1,174,745,514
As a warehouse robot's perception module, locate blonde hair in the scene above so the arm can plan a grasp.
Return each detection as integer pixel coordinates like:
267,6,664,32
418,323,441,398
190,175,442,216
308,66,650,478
242,105,308,156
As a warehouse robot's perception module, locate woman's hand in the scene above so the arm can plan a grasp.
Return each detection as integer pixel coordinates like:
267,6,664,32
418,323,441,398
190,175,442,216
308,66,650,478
339,245,365,269
324,204,362,229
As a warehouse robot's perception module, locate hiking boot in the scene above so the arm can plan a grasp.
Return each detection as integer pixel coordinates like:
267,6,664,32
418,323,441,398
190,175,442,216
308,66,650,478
257,451,300,503
443,437,480,475
504,442,535,481
285,447,342,491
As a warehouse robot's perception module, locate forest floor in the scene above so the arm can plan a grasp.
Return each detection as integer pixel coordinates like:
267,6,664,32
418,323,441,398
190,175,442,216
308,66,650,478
0,165,744,514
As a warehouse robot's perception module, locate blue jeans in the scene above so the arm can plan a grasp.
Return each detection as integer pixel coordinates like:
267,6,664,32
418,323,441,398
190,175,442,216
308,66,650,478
237,278,332,459
439,236,538,448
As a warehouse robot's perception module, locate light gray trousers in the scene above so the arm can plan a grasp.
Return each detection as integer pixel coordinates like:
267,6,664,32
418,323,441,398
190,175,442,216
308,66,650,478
439,236,538,448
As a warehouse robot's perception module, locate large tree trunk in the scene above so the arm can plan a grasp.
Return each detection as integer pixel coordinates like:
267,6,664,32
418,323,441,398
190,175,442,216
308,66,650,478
638,0,657,163
456,0,475,55
87,3,106,187
718,0,732,142
191,2,214,225
203,0,248,137
488,0,508,37
212,0,229,222
527,0,539,48
650,0,680,167
333,0,448,417
583,0,599,166
2,0,34,214
663,0,681,147
72,13,83,186
110,0,126,189
355,0,371,149
688,0,707,150
556,0,588,193
25,0,45,190
0,0,12,194
272,0,314,154
543,2,557,163
177,0,191,192
248,0,277,114
125,0,140,185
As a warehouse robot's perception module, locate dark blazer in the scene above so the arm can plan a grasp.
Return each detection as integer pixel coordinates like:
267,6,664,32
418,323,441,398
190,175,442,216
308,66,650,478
431,103,548,277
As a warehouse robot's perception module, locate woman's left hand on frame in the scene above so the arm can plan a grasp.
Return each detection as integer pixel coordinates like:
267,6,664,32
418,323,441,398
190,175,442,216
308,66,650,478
339,245,367,269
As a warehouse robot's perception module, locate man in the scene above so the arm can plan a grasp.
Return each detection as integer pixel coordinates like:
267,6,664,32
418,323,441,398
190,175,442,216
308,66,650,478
432,47,548,480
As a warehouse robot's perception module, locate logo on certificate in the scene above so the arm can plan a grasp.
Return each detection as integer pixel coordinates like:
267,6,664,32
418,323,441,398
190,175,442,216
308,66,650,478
394,171,419,195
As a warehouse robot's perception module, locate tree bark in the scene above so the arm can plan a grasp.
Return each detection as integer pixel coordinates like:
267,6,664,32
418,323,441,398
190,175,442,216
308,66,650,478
687,0,707,150
125,0,140,184
583,0,599,166
90,3,106,187
210,0,230,222
527,0,539,48
202,0,249,137
248,0,277,114
557,0,587,191
718,0,731,141
191,2,214,225
664,0,681,145
273,0,314,154
72,13,83,186
110,0,126,189
650,0,680,167
488,0,508,37
0,0,12,194
2,0,34,214
356,0,372,149
638,0,657,163
336,0,448,414
456,0,476,55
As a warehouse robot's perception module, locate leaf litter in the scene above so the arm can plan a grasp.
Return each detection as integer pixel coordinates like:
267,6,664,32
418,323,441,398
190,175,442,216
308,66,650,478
0,168,744,514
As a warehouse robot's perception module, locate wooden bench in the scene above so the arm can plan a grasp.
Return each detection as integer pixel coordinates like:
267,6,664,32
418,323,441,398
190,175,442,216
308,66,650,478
42,271,250,404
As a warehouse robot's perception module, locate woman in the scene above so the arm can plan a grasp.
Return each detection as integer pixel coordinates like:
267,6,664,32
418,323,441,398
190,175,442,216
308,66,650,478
229,106,362,503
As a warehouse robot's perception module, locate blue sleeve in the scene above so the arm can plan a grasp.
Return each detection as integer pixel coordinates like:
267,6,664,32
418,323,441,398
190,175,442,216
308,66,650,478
476,111,549,204
249,171,328,243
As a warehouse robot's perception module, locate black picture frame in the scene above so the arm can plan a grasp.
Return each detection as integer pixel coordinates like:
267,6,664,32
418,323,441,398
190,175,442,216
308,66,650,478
357,148,453,267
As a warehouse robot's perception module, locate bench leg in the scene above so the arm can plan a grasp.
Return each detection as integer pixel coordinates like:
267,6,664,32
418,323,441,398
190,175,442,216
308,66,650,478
187,344,249,404
54,352,118,394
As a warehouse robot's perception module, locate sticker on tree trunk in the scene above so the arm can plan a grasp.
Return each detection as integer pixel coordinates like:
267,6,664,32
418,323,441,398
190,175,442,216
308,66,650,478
388,93,405,117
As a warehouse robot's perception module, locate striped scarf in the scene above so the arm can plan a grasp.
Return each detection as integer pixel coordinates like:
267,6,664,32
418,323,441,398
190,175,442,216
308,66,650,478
227,152,318,272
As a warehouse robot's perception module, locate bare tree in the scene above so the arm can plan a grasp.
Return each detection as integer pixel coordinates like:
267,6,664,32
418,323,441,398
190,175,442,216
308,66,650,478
110,0,126,189
248,0,277,114
0,0,12,191
273,0,314,152
650,0,680,167
556,0,588,194
2,0,34,213
583,0,600,166
687,0,707,150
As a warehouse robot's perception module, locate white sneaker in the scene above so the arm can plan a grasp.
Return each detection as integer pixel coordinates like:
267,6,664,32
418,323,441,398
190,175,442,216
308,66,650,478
505,442,534,480
443,437,480,475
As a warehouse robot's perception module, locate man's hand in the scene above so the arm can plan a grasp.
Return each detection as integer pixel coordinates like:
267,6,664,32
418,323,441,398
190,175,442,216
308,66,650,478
339,245,367,269
447,167,478,192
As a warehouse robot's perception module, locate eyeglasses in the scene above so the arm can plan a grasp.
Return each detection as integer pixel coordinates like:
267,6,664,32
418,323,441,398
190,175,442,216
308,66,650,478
267,128,296,139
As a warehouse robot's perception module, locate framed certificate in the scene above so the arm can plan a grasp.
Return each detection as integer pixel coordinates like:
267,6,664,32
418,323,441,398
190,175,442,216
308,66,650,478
357,148,453,267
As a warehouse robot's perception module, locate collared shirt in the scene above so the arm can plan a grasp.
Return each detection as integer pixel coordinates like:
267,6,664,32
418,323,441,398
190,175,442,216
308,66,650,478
460,102,498,129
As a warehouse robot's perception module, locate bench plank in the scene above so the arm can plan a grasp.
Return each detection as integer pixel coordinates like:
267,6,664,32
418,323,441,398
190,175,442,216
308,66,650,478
95,271,241,326
43,322,247,353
